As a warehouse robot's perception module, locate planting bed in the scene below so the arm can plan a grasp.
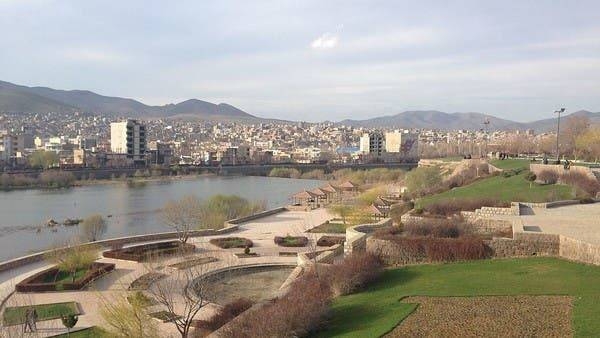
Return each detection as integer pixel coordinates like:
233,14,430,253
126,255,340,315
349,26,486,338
149,310,182,322
3,302,80,326
168,256,218,269
389,296,572,337
308,222,347,233
102,241,196,262
15,263,115,292
128,272,167,290
317,235,346,247
209,237,253,249
274,235,309,247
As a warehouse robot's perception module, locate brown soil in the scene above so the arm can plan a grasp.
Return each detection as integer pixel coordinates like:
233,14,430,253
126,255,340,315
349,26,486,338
387,295,573,338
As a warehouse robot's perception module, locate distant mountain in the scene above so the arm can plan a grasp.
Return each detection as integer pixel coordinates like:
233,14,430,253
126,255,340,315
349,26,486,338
0,80,257,120
338,110,600,132
339,110,518,130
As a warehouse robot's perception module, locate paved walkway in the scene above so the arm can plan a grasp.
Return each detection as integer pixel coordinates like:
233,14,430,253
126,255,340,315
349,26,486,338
514,203,600,245
0,208,335,337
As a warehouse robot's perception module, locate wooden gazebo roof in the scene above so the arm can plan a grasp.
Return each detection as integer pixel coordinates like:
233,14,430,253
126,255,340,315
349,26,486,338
292,190,318,199
310,188,328,196
320,183,339,193
338,181,358,189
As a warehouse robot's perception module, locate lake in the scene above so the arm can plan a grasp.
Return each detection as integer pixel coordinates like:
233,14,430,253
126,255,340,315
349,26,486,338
0,176,322,261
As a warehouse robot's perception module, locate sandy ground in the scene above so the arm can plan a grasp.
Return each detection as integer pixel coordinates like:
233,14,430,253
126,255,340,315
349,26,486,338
388,295,573,338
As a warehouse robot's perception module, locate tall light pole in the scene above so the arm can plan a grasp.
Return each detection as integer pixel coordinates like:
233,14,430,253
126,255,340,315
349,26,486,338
555,108,566,162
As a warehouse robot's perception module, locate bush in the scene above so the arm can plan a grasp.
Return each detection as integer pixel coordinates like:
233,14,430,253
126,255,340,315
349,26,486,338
316,236,345,247
194,298,254,331
209,237,253,249
559,171,600,197
537,170,559,184
274,235,309,247
422,198,509,216
221,275,332,338
325,252,383,296
268,167,301,178
403,219,471,238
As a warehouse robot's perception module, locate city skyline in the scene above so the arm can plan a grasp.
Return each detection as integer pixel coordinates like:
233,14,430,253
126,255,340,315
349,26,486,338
1,1,600,121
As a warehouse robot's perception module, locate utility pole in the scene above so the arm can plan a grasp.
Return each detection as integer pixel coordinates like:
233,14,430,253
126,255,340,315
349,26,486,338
555,108,566,162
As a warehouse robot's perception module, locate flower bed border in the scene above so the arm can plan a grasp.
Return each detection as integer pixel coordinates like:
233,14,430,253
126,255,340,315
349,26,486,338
15,262,115,292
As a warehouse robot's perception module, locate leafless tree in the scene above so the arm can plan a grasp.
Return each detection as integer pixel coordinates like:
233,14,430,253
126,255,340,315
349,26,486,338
145,253,213,338
99,293,159,338
162,195,205,244
79,214,107,242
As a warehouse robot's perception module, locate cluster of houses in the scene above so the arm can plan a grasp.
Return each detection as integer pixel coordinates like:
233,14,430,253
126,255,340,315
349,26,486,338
289,181,400,219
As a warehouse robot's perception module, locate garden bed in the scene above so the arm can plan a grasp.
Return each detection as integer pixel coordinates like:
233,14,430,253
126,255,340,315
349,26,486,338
209,237,253,249
308,221,347,233
235,252,259,258
128,272,167,290
102,241,196,262
389,296,572,337
274,235,309,247
168,256,218,269
15,263,115,292
3,302,80,326
149,310,182,322
317,235,346,247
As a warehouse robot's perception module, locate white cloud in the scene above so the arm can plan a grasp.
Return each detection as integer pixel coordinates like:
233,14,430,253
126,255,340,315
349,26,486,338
310,32,339,49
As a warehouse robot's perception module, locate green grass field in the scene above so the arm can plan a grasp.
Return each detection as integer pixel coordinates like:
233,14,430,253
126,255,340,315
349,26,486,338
50,326,108,338
418,172,572,207
490,159,531,170
3,302,80,326
317,258,600,337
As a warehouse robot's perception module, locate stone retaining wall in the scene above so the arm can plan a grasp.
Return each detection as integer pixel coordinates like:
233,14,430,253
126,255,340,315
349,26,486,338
344,218,392,256
559,236,600,265
366,237,427,266
488,233,560,258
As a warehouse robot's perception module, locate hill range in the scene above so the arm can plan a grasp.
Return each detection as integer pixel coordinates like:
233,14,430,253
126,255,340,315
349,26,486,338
0,80,598,132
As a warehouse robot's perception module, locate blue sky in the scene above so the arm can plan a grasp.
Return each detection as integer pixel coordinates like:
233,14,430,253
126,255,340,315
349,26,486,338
1,0,599,122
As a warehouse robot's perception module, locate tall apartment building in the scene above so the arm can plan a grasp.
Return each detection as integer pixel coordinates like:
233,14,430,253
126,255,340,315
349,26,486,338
359,132,384,156
0,131,17,164
110,120,146,163
385,130,419,159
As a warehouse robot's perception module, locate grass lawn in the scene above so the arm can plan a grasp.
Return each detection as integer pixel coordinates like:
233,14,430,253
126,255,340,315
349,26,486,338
318,258,600,337
418,172,572,207
490,159,531,170
42,268,88,284
50,326,109,338
3,302,80,326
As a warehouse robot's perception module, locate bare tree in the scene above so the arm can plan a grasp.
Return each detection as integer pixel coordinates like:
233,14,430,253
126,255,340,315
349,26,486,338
80,214,107,242
44,243,100,283
162,195,205,244
146,255,211,338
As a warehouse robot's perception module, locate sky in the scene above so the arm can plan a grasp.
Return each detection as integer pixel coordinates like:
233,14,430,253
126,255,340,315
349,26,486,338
1,0,600,122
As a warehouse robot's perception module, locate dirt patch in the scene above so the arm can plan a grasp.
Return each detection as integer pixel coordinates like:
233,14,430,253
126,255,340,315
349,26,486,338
388,295,573,338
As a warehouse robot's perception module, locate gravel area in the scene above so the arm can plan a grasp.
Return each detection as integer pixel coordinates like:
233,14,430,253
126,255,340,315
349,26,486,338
388,295,573,338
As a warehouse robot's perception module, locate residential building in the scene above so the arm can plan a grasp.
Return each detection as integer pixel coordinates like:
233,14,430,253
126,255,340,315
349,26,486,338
110,119,146,163
359,132,384,156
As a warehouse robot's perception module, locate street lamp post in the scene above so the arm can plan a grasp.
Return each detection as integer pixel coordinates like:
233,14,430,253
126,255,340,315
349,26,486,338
555,108,566,162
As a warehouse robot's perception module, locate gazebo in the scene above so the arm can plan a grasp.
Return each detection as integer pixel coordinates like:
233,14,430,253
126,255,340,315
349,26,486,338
310,187,329,205
338,180,359,193
320,183,341,202
291,190,319,209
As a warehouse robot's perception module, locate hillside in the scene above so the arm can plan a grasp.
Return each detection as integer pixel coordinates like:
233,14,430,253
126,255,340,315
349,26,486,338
0,80,257,120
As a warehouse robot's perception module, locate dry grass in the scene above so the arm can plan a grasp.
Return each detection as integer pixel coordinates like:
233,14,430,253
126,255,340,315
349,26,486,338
388,295,573,338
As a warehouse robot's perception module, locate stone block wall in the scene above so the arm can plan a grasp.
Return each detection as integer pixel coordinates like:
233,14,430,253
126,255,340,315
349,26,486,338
559,236,600,265
488,233,559,258
344,218,392,256
366,237,427,266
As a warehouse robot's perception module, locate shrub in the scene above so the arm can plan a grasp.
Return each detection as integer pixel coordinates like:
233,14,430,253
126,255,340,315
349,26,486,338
274,235,309,247
221,275,332,338
559,171,600,197
373,236,490,262
423,198,509,216
316,236,345,247
195,298,254,331
209,237,253,249
402,219,471,238
268,167,301,179
325,252,383,296
537,170,559,184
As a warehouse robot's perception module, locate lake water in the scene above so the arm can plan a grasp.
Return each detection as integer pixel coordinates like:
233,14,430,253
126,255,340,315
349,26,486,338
0,176,322,261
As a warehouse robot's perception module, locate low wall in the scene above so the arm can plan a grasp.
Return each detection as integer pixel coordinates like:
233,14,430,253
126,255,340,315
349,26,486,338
344,218,392,256
297,244,344,266
488,233,560,258
223,207,288,227
366,237,427,266
559,236,600,265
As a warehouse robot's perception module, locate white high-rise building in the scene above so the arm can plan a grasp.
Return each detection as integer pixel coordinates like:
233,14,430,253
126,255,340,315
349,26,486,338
110,119,146,162
359,132,385,156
